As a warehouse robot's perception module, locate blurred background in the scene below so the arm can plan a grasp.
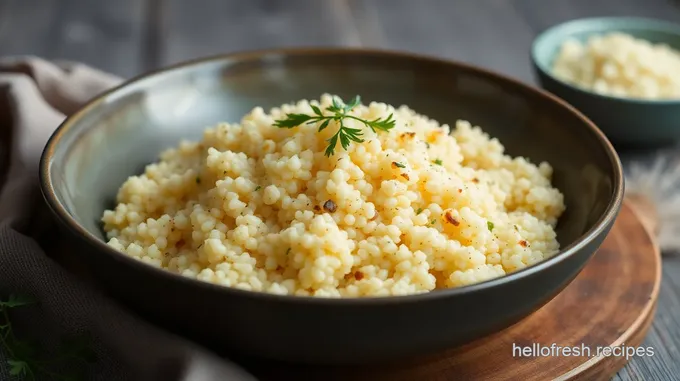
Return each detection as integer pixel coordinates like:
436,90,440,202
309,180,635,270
2,0,680,83
2,1,680,380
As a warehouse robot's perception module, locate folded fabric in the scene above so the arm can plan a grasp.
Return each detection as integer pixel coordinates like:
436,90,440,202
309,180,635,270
0,57,257,381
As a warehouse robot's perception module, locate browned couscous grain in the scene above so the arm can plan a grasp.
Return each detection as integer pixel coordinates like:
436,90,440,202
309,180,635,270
101,94,565,297
323,200,338,213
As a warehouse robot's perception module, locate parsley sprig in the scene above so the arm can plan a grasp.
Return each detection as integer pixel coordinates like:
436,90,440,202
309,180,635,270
273,95,396,156
0,294,97,380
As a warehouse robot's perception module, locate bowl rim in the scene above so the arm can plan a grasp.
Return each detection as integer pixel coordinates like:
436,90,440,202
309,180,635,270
530,16,680,105
39,47,625,305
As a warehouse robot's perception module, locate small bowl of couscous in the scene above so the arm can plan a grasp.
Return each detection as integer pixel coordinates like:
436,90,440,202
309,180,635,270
531,17,680,147
40,48,624,364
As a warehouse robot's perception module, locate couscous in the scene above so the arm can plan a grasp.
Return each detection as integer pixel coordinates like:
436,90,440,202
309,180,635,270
552,32,680,99
101,94,566,297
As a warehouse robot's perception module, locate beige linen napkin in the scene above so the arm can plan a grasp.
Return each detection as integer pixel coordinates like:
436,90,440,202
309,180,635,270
0,57,257,381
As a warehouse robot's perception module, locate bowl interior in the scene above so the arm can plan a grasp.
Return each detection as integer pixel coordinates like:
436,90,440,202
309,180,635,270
532,17,680,83
43,50,621,269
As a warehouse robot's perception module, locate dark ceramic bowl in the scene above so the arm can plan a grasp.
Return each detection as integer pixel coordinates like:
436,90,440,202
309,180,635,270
40,49,624,364
531,17,680,148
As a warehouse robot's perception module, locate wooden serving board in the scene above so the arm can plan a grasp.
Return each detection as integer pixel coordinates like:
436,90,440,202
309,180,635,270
247,201,661,381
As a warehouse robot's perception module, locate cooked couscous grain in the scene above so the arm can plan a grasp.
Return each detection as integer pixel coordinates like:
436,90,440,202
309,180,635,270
101,94,565,298
552,32,680,99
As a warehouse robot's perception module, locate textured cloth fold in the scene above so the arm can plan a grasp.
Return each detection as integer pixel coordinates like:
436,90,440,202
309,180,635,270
0,57,257,381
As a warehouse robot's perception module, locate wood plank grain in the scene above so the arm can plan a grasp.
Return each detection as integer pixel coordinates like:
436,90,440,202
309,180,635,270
141,0,164,72
47,0,147,77
0,0,146,78
349,0,537,83
614,269,680,381
0,0,59,59
159,0,362,67
349,0,680,85
511,0,680,33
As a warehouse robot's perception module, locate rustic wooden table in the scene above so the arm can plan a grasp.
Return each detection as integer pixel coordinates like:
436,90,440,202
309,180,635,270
1,0,679,380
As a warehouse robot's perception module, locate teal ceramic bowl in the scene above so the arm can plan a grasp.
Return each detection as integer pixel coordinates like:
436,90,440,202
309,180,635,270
531,17,680,148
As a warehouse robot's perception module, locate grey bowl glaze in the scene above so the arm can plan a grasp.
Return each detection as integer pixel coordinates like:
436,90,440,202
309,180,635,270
40,49,624,364
531,17,680,148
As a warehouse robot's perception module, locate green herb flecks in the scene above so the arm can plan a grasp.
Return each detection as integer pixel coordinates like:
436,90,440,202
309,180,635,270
254,186,261,191
487,221,494,232
433,159,443,166
416,208,423,215
393,162,406,168
273,95,396,157
0,294,97,380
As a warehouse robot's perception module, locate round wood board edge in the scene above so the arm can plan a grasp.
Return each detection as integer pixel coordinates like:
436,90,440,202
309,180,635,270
247,200,661,381
557,200,661,381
